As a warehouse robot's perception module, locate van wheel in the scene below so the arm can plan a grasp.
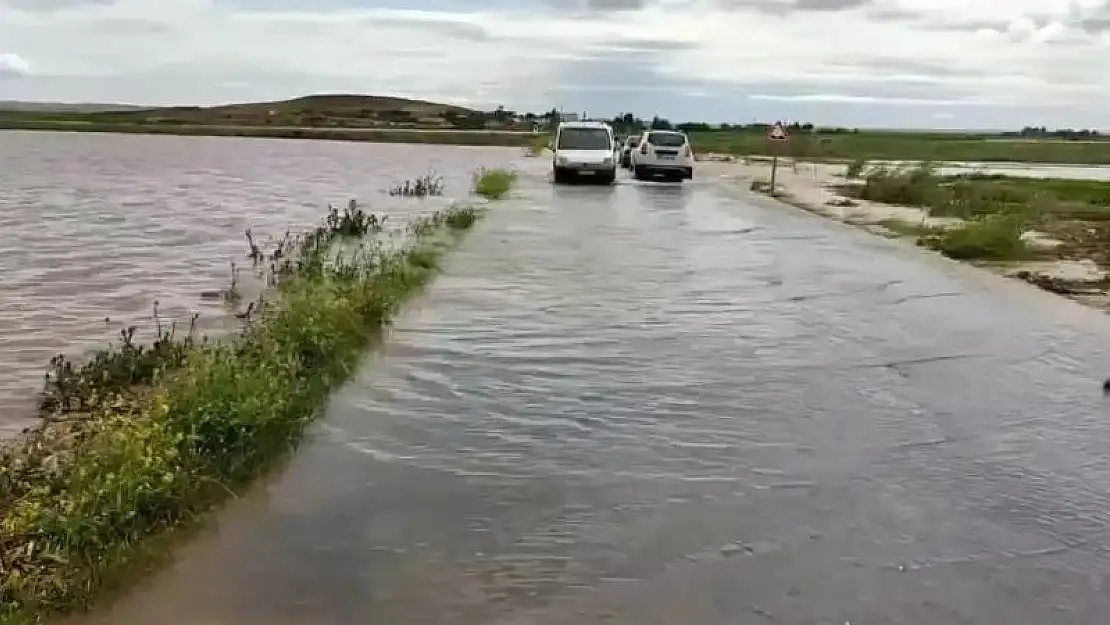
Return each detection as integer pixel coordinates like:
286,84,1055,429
553,167,571,184
599,170,616,185
633,165,647,180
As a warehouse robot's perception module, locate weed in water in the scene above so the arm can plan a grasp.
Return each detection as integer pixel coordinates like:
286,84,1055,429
325,199,384,237
524,135,549,157
473,168,517,200
388,173,444,198
38,301,200,418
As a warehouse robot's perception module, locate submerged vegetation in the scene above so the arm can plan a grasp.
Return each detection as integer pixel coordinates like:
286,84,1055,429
388,173,444,198
473,167,517,200
0,170,514,623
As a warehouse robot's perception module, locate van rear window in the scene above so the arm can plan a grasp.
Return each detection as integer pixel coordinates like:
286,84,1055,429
557,128,611,150
647,132,686,147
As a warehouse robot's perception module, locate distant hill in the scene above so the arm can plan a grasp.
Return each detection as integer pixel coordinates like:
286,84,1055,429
85,94,483,127
0,101,150,113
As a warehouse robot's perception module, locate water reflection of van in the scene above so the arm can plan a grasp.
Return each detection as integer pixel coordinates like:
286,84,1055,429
552,121,617,185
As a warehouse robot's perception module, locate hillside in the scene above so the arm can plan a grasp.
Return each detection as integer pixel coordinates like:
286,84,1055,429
89,94,483,127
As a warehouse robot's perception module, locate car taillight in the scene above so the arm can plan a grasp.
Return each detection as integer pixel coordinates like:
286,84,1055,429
640,143,648,154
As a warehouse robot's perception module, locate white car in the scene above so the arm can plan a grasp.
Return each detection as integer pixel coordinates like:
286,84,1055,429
552,121,617,184
631,130,695,182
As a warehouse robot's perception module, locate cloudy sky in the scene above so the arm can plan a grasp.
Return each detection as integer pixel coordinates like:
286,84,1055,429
1,0,1109,129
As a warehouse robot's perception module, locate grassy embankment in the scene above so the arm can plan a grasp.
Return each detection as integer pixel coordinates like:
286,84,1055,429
0,168,517,623
688,130,1110,165
834,163,1110,271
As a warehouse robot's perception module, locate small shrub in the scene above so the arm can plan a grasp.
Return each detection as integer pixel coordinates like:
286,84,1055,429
920,214,1029,260
857,163,939,206
473,168,516,200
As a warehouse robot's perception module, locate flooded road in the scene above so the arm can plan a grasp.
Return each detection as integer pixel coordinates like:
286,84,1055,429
66,161,1110,624
0,131,515,434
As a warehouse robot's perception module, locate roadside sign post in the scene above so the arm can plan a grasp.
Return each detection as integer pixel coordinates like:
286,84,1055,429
767,121,789,194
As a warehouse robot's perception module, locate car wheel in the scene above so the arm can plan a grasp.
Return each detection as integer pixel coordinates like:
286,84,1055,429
684,167,694,180
553,167,571,184
633,165,647,180
599,169,616,185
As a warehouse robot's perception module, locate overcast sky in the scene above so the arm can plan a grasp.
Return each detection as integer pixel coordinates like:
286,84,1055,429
2,0,1109,129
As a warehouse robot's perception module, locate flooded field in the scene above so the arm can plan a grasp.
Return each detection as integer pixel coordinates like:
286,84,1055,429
0,130,516,435
59,156,1110,624
873,160,1110,181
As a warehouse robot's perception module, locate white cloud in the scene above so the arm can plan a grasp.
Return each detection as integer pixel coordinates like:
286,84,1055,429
0,0,1108,127
0,53,30,77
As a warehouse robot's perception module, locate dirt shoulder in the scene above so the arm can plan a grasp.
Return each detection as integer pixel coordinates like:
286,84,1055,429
697,153,1110,310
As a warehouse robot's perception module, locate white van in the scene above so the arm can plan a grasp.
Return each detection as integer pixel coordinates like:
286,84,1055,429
552,121,617,184
630,130,695,182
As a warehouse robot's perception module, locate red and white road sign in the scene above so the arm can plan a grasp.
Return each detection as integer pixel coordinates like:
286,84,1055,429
767,122,789,142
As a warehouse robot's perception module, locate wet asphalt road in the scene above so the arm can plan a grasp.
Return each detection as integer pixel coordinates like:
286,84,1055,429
69,163,1110,625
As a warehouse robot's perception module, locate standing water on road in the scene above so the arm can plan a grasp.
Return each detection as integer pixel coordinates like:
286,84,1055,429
66,158,1110,624
0,131,514,435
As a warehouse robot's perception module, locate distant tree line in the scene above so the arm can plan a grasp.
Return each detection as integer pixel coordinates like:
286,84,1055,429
462,105,1107,140
1006,126,1104,140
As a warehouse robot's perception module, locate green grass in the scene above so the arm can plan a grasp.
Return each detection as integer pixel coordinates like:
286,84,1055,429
841,164,1110,221
686,130,1110,164
830,165,1055,260
0,173,515,622
918,215,1030,261
473,168,517,200
524,134,550,157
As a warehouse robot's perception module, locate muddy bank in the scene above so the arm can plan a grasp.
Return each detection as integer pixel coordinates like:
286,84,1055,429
701,154,1110,310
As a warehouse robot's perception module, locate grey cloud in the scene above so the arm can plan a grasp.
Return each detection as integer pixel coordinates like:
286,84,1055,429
866,6,919,22
710,0,872,15
90,17,171,34
0,0,113,10
790,0,869,11
841,58,987,79
356,15,491,41
542,0,651,15
1078,2,1110,33
1080,16,1110,32
582,0,648,10
606,38,701,52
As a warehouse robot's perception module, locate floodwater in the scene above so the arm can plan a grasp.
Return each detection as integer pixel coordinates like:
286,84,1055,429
56,155,1110,624
873,159,1110,181
0,130,515,435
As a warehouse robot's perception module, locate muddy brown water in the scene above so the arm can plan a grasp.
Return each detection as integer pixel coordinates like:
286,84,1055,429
0,130,515,436
9,133,1110,623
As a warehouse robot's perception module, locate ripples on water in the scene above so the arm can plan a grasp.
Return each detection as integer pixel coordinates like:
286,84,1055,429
66,160,1110,625
0,130,517,435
